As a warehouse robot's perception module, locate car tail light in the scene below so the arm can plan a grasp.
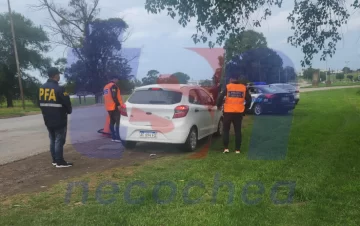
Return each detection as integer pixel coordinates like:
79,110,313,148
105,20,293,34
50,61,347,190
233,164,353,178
295,90,299,93
173,105,189,118
120,104,128,116
149,88,162,90
265,94,274,99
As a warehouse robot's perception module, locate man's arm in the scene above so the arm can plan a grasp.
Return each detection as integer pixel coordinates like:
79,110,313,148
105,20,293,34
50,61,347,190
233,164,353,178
111,84,121,107
244,88,252,110
216,87,227,108
58,86,72,114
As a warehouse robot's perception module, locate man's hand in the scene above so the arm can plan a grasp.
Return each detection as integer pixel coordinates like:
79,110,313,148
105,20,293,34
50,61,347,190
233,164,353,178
117,105,122,112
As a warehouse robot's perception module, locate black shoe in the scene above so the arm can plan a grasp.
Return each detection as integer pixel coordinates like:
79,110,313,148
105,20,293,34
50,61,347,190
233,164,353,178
56,161,73,168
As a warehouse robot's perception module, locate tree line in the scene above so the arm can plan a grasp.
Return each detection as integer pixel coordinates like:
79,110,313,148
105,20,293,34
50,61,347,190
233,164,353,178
301,67,360,82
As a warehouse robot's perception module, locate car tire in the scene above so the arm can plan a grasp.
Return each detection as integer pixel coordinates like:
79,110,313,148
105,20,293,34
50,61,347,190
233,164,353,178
121,140,137,149
253,103,262,115
183,127,198,152
214,117,223,136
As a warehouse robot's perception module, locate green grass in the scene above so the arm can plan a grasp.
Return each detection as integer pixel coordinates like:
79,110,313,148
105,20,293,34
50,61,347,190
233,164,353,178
0,96,129,118
0,100,40,118
302,81,360,88
1,89,360,225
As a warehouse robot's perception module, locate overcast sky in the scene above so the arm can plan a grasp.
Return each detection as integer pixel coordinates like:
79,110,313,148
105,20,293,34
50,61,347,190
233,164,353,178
2,0,360,84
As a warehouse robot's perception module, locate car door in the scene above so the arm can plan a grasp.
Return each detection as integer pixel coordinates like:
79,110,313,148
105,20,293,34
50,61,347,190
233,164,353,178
248,87,262,110
188,89,207,138
197,89,218,136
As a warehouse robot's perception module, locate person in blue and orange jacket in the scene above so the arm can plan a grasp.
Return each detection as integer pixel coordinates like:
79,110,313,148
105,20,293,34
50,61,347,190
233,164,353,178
216,75,251,154
103,75,124,142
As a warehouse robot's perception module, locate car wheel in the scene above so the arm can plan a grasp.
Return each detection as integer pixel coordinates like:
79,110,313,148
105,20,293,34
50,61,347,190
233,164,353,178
121,140,137,149
183,127,198,152
253,104,262,115
214,117,223,136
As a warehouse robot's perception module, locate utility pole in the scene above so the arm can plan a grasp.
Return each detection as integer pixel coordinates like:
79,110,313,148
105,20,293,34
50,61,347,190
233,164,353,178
7,0,25,110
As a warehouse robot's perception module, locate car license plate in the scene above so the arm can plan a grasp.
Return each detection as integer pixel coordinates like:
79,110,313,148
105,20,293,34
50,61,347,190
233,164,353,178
282,97,289,102
139,131,157,138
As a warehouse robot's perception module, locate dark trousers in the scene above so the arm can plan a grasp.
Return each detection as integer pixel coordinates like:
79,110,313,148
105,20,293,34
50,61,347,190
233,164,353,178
223,112,243,150
47,126,67,163
108,109,120,140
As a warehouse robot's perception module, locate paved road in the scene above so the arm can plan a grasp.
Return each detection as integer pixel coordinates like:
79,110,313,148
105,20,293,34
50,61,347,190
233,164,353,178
0,105,107,165
1,85,360,165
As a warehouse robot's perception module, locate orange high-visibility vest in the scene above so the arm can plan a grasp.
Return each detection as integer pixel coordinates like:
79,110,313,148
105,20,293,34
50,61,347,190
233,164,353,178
223,83,246,113
103,82,123,111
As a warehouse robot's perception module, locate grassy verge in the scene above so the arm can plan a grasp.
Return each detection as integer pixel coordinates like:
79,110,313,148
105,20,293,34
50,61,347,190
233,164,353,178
302,82,360,88
1,89,360,225
0,95,129,119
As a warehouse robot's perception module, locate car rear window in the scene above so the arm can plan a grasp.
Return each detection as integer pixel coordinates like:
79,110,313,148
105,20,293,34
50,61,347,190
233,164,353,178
282,84,296,90
127,89,182,104
258,86,284,93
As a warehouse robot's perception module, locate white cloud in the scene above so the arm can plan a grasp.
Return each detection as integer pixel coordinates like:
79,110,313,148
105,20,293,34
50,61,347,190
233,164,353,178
118,7,198,43
253,10,292,34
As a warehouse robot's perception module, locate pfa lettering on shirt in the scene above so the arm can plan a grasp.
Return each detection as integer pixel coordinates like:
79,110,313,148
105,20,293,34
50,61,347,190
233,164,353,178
228,91,244,98
39,88,57,101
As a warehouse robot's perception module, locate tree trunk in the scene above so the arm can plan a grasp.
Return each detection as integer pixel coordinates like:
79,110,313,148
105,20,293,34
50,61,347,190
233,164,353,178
95,94,100,104
5,92,13,108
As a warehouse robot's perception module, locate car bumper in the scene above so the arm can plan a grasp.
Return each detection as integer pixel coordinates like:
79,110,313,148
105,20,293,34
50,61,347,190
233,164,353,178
119,118,191,144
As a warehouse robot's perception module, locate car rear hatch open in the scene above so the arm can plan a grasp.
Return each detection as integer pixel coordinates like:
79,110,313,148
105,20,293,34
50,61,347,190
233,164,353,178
125,87,183,127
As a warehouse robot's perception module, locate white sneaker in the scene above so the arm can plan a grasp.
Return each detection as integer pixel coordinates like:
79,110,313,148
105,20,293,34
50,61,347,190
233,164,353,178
223,149,229,153
113,140,121,143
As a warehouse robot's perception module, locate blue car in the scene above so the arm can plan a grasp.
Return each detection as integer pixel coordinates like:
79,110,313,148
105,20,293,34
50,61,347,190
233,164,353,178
246,85,296,115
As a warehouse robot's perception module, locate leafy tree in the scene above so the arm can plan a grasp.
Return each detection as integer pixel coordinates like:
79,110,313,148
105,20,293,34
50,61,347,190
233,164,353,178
142,70,159,85
36,0,136,101
0,12,51,107
347,75,353,81
157,74,178,84
282,66,297,83
319,71,326,81
336,73,344,81
302,68,318,80
145,0,358,67
132,78,142,87
54,57,67,73
64,18,132,100
226,47,283,84
171,72,190,84
199,79,212,86
63,81,76,94
224,30,267,62
342,67,351,74
35,0,100,59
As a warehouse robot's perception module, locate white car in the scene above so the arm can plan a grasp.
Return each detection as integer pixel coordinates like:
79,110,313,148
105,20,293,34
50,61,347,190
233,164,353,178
119,84,223,151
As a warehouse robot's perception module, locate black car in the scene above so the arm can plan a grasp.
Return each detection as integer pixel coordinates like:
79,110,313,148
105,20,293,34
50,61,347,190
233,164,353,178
246,85,296,115
269,83,300,105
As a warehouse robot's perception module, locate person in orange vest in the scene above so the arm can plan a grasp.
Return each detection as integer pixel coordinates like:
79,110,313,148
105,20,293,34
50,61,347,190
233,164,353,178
216,75,252,154
103,76,124,142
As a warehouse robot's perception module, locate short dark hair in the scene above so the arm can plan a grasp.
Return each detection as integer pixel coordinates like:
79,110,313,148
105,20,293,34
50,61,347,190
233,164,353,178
47,67,61,78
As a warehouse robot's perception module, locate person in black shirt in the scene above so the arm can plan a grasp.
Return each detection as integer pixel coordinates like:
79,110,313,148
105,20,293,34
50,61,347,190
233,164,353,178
38,67,73,168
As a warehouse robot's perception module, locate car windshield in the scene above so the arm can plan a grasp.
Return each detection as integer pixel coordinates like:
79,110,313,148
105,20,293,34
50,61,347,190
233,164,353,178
127,89,182,105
